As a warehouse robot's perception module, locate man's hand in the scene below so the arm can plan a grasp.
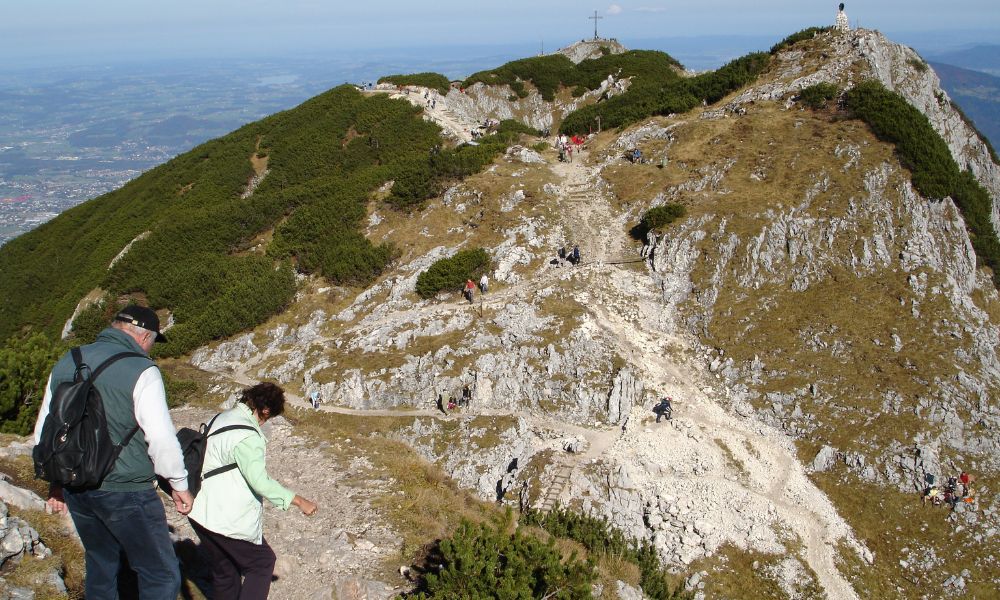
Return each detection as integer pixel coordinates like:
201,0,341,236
46,483,67,514
172,489,194,515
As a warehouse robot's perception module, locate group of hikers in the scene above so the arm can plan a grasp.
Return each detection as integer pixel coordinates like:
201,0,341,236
553,244,582,267
922,471,977,509
471,118,501,140
438,383,473,414
463,273,490,303
32,306,317,599
555,133,585,162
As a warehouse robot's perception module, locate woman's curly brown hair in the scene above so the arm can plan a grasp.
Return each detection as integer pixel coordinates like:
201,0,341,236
239,382,285,418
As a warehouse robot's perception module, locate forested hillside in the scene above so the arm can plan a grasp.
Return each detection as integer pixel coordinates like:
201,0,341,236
0,86,532,358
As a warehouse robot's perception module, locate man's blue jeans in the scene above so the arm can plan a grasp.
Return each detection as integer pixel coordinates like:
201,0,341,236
65,486,181,600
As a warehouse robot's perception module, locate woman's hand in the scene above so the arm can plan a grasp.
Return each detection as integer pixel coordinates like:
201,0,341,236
292,495,318,516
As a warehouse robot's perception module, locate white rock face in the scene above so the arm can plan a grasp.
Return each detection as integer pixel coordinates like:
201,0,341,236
556,39,627,64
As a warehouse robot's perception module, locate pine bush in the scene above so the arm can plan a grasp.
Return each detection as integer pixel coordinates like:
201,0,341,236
415,248,491,299
412,514,595,599
845,80,1000,286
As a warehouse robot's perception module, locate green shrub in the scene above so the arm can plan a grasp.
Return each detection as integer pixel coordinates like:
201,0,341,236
799,83,839,109
386,120,538,211
415,248,491,299
411,512,595,599
770,27,833,54
845,80,1000,286
0,333,63,435
378,73,451,95
522,507,691,600
0,84,508,363
907,57,929,73
465,50,683,103
560,52,770,135
642,204,687,231
68,298,114,343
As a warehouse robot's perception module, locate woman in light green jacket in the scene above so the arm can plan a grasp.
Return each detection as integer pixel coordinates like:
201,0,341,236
189,382,317,600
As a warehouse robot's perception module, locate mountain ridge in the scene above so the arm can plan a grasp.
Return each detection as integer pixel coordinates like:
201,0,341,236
2,26,1000,599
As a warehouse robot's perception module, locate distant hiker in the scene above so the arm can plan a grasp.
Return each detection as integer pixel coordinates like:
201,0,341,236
309,390,321,409
480,273,489,295
566,144,573,162
33,306,190,600
464,279,476,303
922,485,941,506
944,476,959,508
437,391,449,415
654,396,673,422
189,383,318,600
572,244,581,265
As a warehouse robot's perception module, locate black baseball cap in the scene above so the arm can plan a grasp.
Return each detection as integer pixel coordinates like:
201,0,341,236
114,305,168,343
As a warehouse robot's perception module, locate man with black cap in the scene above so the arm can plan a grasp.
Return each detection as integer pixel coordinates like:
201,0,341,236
32,304,191,599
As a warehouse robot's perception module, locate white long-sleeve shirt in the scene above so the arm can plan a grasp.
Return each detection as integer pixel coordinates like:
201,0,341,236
33,366,188,491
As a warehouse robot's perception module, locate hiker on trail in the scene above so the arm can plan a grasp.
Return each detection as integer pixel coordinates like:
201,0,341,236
310,390,321,409
464,279,476,304
571,244,581,265
461,384,472,408
440,390,452,415
654,396,673,422
189,382,318,600
33,306,190,600
480,273,489,295
566,144,573,162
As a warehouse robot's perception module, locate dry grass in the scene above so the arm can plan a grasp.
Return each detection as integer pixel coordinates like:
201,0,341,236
817,468,999,599
366,149,559,271
0,456,84,598
688,542,823,600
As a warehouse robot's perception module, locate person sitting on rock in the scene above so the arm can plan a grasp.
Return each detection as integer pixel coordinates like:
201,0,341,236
922,485,941,506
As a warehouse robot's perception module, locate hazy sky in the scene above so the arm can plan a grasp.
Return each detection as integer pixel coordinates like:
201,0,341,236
3,1,998,66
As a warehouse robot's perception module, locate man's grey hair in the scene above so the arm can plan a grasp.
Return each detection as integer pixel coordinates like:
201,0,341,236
112,320,154,339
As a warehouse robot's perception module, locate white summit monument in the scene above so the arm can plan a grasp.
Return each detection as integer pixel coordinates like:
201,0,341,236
835,3,850,32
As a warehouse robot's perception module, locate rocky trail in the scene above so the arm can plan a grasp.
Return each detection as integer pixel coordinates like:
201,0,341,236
186,143,868,599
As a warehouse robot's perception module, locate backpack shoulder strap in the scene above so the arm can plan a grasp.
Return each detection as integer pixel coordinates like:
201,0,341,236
87,351,150,448
208,424,258,438
202,424,260,480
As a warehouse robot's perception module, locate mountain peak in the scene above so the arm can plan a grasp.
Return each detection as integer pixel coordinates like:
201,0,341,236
556,38,627,63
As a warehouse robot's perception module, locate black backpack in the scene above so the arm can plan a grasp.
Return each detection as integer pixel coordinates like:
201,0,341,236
158,413,256,498
33,347,148,488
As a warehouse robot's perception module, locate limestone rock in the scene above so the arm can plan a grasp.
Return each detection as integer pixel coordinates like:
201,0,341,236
811,446,838,473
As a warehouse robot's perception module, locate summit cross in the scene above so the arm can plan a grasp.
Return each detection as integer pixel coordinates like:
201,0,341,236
589,10,603,40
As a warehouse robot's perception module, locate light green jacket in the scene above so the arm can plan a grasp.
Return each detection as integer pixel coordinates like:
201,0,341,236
189,404,294,544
